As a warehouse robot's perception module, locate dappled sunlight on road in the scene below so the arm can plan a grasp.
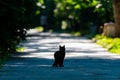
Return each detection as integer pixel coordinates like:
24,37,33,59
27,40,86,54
16,30,120,60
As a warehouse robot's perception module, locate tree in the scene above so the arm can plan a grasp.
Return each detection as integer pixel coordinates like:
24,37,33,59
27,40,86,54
54,0,102,33
113,0,120,37
44,0,55,31
0,0,38,55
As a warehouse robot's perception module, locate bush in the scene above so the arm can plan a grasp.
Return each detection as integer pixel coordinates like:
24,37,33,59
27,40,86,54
94,34,120,54
109,38,120,54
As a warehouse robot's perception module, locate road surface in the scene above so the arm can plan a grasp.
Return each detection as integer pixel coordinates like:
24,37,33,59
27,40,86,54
0,29,120,80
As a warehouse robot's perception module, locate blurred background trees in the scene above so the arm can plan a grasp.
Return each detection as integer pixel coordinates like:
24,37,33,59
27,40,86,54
53,0,114,34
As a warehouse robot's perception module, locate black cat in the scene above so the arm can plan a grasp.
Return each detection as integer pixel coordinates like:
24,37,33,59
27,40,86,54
52,45,65,67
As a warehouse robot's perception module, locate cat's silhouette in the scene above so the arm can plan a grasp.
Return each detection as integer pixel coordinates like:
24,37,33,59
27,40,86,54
52,45,65,67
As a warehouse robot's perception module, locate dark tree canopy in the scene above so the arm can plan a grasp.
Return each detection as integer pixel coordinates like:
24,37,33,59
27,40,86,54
0,0,38,55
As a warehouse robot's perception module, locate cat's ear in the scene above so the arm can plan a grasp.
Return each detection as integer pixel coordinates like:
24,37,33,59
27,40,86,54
59,45,61,48
63,45,65,47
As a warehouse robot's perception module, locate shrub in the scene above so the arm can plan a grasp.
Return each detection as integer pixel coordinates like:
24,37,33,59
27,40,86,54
94,34,120,54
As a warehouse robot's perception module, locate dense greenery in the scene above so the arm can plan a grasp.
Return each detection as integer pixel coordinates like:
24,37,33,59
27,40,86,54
52,0,113,33
94,35,120,54
0,0,39,62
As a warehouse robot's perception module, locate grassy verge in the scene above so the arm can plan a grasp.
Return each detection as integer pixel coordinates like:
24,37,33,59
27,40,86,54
16,47,24,52
93,34,120,54
35,26,44,32
71,32,81,36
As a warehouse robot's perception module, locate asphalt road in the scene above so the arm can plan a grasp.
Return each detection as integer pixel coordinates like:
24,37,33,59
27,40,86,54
0,29,120,80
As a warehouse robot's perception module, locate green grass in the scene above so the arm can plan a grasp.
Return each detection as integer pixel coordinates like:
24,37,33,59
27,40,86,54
35,26,44,32
94,34,120,54
16,47,25,52
72,32,81,36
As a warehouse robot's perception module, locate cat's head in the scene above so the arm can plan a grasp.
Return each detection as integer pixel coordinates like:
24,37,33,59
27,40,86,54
59,45,65,51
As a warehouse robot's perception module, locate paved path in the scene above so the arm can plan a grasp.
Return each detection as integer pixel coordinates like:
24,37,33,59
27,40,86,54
0,29,120,80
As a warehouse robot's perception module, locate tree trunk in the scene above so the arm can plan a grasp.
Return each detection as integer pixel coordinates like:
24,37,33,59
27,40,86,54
113,0,120,37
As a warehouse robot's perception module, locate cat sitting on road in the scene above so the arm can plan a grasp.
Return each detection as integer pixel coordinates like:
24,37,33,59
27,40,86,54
52,45,65,67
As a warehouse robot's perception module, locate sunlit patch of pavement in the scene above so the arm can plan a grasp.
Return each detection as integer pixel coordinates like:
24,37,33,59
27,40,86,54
19,29,120,59
1,29,120,80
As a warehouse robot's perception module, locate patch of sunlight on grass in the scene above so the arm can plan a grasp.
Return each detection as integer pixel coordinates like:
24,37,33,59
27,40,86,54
16,47,24,52
72,32,81,36
94,34,120,54
109,49,120,54
35,26,44,32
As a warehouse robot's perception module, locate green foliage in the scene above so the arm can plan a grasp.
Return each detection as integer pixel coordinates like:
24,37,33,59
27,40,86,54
35,26,44,32
53,0,114,34
94,0,113,22
54,0,94,32
94,35,120,54
0,0,39,59
16,47,25,52
72,32,81,36
109,38,120,54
